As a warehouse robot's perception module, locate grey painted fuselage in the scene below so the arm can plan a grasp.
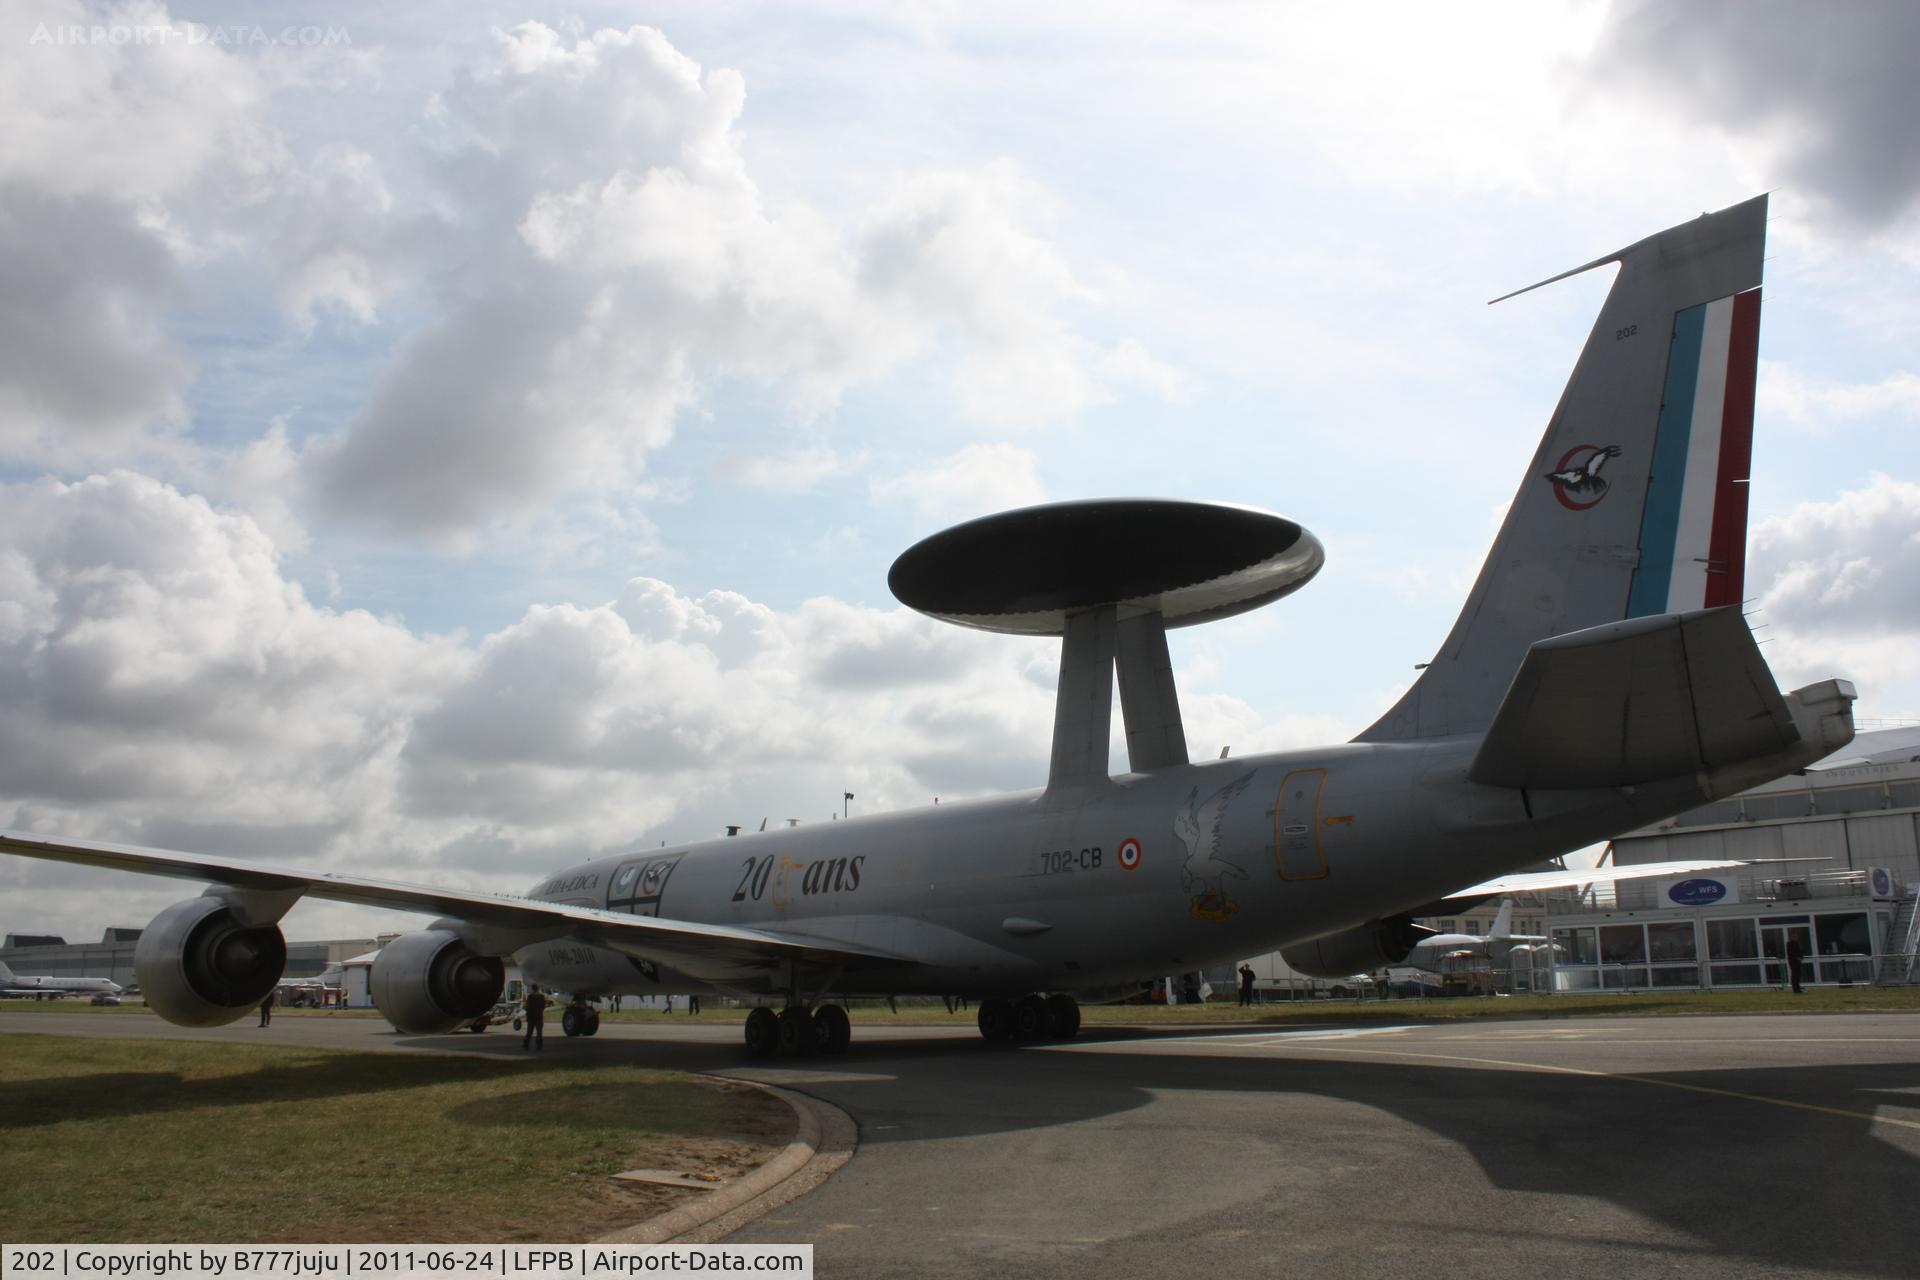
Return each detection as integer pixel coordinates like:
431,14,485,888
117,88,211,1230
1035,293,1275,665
515,735,1713,1000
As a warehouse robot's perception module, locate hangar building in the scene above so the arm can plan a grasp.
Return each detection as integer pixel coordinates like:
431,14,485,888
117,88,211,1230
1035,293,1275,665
1540,726,1920,992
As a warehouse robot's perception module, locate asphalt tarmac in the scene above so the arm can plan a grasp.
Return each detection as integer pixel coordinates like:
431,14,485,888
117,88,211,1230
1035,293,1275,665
7,1010,1917,1278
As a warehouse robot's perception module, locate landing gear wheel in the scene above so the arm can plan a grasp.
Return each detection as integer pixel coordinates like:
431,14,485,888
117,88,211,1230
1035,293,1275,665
777,1006,814,1056
812,1004,852,1055
1047,993,1081,1038
744,1007,779,1057
583,1009,601,1037
977,998,1013,1042
561,1006,583,1037
1014,994,1049,1040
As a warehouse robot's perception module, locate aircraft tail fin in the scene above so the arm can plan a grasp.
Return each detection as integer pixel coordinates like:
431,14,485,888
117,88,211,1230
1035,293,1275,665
0,960,13,981
1359,195,1769,742
1488,899,1513,939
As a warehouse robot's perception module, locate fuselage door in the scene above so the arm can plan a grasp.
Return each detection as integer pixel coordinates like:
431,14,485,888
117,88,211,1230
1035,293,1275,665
1273,768,1330,880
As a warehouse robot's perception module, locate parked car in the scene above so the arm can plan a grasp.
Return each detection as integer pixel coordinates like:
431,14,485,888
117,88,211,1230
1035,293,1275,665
90,993,122,1006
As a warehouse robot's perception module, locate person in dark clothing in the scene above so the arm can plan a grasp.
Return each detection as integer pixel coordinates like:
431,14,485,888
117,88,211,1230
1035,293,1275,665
1786,937,1806,994
258,989,275,1027
1238,964,1256,1007
688,993,700,1015
523,984,548,1049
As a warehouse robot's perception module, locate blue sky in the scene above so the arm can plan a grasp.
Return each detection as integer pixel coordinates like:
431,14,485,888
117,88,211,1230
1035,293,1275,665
4,1,1919,942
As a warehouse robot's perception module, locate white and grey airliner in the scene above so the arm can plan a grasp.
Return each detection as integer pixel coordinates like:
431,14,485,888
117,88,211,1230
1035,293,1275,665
0,196,1856,1056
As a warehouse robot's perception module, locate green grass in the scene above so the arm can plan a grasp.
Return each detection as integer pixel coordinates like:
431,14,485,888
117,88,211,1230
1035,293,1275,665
0,1035,791,1242
0,999,386,1017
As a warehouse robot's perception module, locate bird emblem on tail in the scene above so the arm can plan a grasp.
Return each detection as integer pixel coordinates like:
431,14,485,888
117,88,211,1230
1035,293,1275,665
1543,443,1622,510
1174,771,1253,921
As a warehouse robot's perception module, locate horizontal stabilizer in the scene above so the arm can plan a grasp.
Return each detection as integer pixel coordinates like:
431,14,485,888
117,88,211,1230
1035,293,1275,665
1468,607,1796,789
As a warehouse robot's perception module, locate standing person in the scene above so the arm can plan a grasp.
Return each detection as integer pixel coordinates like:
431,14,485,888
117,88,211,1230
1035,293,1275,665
1238,963,1256,1007
688,993,700,1015
1786,936,1806,994
257,988,275,1027
523,984,548,1050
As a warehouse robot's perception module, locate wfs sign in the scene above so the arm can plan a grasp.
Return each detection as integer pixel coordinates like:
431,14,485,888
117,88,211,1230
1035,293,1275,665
1659,876,1738,907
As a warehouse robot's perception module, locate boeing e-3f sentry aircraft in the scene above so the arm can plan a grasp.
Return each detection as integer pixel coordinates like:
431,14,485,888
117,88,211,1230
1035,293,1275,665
0,195,1858,1056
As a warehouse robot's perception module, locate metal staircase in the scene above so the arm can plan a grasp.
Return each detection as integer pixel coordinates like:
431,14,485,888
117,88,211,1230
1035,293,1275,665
1877,894,1920,985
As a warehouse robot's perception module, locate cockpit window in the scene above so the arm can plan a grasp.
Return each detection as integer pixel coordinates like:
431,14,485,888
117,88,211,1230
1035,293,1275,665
607,854,683,916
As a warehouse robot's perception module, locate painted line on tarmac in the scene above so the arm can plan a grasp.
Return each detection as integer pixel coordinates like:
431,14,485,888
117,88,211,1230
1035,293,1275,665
1427,1033,1920,1045
1271,1043,1920,1132
1105,1025,1421,1048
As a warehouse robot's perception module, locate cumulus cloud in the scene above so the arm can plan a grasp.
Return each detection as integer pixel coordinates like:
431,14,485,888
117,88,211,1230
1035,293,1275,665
0,471,461,829
0,472,1065,931
1589,1,1920,231
1759,360,1920,430
0,0,281,463
717,444,870,493
0,11,1175,546
301,22,1167,540
1749,473,1920,711
882,442,1048,524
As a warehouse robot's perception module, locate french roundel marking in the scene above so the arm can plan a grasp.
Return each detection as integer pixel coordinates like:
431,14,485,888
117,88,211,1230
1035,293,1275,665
1117,837,1142,870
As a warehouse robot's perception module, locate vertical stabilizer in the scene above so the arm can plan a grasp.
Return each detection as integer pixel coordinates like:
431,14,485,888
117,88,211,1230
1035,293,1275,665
1359,195,1768,742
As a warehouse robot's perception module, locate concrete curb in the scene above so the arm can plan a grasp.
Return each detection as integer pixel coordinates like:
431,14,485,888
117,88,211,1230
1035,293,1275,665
593,1078,857,1245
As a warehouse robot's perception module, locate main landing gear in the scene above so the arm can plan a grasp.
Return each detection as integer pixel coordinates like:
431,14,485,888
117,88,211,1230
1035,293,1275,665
743,1003,852,1058
976,993,1080,1042
560,999,602,1037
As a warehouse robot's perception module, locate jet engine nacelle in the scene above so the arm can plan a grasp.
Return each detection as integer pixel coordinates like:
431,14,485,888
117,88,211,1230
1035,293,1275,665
1280,916,1422,979
134,897,288,1027
369,930,505,1034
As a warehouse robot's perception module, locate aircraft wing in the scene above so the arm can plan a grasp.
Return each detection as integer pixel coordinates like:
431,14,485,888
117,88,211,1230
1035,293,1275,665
0,830,910,973
1424,856,1818,914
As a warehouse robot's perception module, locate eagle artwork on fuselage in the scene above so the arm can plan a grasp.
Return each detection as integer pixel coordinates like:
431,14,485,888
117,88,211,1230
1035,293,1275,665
0,196,1861,1058
1176,773,1254,921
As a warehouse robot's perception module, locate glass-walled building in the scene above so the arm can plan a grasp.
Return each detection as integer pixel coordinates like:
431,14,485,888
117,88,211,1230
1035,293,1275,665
1544,726,1920,992
1546,889,1889,991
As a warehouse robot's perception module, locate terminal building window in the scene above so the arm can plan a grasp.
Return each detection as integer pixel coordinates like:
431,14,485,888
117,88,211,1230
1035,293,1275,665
1550,910,1881,991
1814,911,1873,984
1708,918,1762,987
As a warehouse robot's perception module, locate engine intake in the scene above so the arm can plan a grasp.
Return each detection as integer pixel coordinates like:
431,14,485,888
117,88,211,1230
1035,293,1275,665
135,897,288,1027
369,930,505,1034
1280,916,1422,978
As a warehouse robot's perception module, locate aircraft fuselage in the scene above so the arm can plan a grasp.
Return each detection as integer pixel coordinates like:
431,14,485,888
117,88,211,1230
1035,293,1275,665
515,736,1705,1000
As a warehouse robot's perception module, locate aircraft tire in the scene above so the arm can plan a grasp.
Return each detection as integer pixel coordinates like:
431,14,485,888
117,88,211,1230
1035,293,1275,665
584,1009,601,1036
977,998,1013,1041
744,1007,779,1057
1013,994,1048,1040
1046,993,1080,1038
813,1004,852,1055
776,1006,814,1056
